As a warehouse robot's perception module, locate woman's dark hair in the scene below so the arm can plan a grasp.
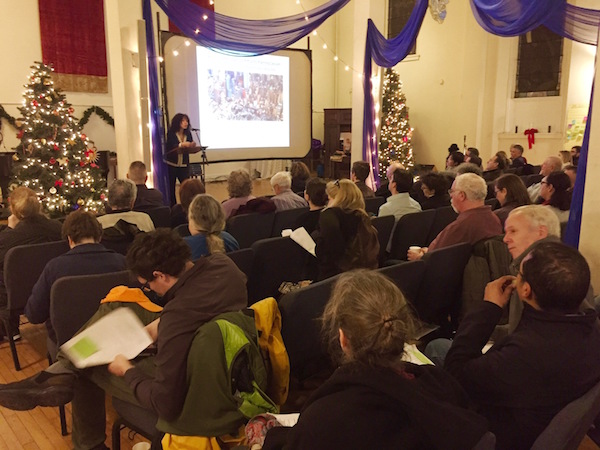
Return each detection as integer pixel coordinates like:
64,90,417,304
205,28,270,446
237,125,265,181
290,161,310,181
448,143,460,154
169,113,191,134
178,178,206,214
305,177,328,207
495,174,530,207
126,229,191,281
448,151,465,166
420,172,450,197
321,270,416,369
546,171,572,211
62,210,103,243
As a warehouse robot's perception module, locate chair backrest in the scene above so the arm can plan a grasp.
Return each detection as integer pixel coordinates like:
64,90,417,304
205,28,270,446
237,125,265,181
377,260,426,307
226,248,254,281
426,206,458,246
5,240,70,312
279,275,339,381
371,215,395,265
136,206,171,228
531,378,600,450
389,210,436,260
226,212,276,249
174,223,191,237
415,242,472,330
364,196,385,216
50,270,132,345
271,207,309,237
522,173,543,188
248,237,312,304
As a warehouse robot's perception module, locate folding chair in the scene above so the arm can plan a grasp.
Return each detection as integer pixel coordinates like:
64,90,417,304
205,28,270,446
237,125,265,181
371,215,395,265
226,212,276,249
271,207,309,237
426,206,458,246
134,206,171,229
364,196,385,216
3,240,69,370
388,210,436,260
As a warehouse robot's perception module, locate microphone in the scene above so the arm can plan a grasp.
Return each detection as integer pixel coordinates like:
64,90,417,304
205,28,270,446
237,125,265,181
190,128,200,131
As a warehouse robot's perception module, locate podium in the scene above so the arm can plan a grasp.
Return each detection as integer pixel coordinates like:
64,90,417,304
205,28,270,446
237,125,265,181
166,145,205,156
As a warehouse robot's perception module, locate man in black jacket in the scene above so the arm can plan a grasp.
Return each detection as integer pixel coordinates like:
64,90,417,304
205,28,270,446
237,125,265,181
445,242,600,450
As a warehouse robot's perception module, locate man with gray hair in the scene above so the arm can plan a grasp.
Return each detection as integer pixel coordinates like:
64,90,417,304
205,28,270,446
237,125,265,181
270,171,308,211
527,156,562,202
97,179,155,232
408,173,502,260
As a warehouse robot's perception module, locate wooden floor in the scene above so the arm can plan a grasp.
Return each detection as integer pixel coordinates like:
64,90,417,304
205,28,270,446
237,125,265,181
0,318,148,450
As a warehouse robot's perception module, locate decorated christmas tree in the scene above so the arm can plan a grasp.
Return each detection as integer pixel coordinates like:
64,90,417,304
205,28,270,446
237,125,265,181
378,68,414,178
12,62,106,217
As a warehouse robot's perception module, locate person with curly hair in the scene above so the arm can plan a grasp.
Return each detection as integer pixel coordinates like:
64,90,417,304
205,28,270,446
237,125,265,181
221,169,256,219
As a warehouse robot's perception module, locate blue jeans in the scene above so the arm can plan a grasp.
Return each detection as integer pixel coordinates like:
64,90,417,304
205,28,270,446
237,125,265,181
424,338,452,367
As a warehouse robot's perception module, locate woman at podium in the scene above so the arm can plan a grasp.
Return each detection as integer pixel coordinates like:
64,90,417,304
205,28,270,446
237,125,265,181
165,113,195,205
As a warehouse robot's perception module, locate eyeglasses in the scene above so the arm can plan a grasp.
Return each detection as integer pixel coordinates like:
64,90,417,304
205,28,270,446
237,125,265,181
518,270,525,281
334,179,340,187
141,280,152,292
448,189,462,195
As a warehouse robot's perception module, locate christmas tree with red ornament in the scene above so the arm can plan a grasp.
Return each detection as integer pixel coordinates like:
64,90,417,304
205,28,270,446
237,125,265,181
11,62,106,217
378,67,414,178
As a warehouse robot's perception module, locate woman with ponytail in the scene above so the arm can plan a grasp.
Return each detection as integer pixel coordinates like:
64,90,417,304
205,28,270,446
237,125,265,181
264,270,490,450
184,194,239,260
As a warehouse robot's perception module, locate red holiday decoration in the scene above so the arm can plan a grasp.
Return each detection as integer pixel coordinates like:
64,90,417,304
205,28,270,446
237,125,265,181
54,179,63,187
53,144,59,151
49,157,56,165
81,134,87,140
90,163,98,168
17,129,24,139
33,100,39,107
524,128,538,149
79,161,86,167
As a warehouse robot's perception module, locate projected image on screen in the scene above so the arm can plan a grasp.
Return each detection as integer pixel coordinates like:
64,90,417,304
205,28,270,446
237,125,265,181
197,47,289,149
207,70,284,122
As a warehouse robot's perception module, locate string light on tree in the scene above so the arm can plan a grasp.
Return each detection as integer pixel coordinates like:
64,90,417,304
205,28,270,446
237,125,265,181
378,67,414,178
12,62,107,217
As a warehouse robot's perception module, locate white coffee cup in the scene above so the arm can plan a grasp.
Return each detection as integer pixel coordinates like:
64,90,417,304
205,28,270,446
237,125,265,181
132,443,151,450
409,246,421,252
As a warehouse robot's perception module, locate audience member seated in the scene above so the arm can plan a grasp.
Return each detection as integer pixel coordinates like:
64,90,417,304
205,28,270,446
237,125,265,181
127,161,165,209
571,145,582,166
455,162,483,177
482,152,508,182
0,229,249,449
563,164,577,190
465,147,479,163
264,270,489,450
184,194,239,260
408,173,502,261
170,178,206,228
419,172,451,210
558,150,572,167
539,171,572,223
445,151,465,172
97,180,155,232
374,161,405,199
25,210,126,343
0,187,62,339
527,156,562,202
509,143,526,168
270,172,308,211
221,169,256,219
294,177,327,235
350,161,375,198
316,180,378,280
378,168,421,221
444,242,600,450
492,174,530,227
290,161,310,194
468,155,482,168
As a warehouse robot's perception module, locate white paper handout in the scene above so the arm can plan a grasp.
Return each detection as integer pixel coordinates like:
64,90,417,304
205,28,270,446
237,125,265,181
283,226,316,257
60,307,154,369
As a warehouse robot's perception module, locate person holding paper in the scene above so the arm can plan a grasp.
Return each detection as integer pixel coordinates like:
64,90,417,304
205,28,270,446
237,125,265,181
0,229,248,450
166,113,195,206
263,270,490,449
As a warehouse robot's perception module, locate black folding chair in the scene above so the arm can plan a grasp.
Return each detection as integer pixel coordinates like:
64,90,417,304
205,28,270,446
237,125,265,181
248,237,312,304
226,248,255,281
3,240,69,370
271,207,309,237
426,206,458,246
371,215,395,265
388,210,436,260
134,206,171,229
364,196,385,216
377,260,426,308
226,212,276,249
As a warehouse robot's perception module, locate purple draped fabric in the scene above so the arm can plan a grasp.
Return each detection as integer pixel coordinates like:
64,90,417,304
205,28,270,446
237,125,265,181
362,0,428,187
153,0,350,55
143,0,170,201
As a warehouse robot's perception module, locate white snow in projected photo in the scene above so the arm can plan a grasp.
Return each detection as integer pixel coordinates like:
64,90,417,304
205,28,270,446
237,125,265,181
197,47,290,149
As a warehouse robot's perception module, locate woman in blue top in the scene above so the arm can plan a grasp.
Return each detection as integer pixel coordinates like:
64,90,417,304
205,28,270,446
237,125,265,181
184,194,239,260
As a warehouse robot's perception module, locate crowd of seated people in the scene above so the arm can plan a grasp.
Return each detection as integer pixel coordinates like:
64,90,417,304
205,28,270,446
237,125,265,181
527,155,562,202
0,149,593,450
